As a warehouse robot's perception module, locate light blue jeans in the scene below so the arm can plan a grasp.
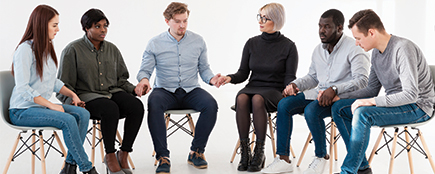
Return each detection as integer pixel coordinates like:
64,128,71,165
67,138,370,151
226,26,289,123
332,99,430,174
9,105,93,172
276,93,332,158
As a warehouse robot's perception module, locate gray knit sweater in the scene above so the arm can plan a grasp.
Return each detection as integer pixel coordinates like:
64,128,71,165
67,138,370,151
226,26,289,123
339,35,434,116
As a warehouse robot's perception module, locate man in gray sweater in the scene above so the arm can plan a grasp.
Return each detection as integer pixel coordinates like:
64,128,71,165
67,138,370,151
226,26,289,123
331,9,435,174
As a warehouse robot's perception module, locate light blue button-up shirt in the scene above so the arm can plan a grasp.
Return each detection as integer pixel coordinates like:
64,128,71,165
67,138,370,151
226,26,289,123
10,41,64,109
137,30,215,93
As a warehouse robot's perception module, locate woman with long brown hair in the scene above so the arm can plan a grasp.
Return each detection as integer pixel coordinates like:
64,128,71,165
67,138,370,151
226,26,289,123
9,5,98,174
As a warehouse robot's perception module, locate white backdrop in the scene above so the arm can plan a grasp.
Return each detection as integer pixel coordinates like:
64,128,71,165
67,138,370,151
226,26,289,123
1,1,435,173
1,0,434,81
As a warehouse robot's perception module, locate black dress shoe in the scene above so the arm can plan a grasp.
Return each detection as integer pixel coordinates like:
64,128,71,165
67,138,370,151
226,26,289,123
358,167,372,174
59,162,77,174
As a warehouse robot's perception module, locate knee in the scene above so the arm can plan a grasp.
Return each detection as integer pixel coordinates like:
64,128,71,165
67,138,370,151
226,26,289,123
203,97,218,113
76,107,90,120
277,96,294,112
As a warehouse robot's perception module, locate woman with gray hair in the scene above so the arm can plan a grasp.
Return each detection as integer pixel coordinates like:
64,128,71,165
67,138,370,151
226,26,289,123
219,2,298,172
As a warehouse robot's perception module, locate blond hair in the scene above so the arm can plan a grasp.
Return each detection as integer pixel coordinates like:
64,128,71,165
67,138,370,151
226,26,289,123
260,3,285,31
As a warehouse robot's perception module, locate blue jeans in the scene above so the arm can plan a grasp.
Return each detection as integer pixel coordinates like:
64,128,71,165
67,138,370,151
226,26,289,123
276,93,313,156
332,99,431,174
9,105,92,172
147,88,218,159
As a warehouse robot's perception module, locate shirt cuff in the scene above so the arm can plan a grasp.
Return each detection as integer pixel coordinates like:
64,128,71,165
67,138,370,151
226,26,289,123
21,88,41,102
54,79,65,93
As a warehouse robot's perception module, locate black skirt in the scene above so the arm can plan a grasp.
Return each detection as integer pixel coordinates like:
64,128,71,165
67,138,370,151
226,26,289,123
235,86,283,112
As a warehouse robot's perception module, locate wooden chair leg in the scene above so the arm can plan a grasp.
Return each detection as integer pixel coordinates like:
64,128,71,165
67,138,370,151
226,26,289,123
369,128,384,164
418,130,435,173
388,128,399,174
32,130,36,174
329,122,334,174
53,131,67,169
250,131,256,151
230,139,240,163
187,114,195,136
39,131,47,174
91,121,97,166
290,146,296,158
268,115,277,158
97,123,104,163
404,127,414,173
2,133,21,174
333,123,338,161
297,133,312,167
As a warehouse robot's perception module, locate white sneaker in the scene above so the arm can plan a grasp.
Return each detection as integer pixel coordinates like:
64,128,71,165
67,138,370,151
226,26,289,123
303,157,326,174
261,157,293,173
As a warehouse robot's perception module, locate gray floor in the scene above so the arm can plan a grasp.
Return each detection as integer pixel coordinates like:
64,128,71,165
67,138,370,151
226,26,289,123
1,89,435,174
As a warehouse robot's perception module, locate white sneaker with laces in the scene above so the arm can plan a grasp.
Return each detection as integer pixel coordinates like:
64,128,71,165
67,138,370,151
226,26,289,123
261,157,293,173
303,157,327,174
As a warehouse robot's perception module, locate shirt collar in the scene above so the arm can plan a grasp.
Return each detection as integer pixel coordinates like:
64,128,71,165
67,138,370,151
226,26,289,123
165,29,188,43
82,35,105,52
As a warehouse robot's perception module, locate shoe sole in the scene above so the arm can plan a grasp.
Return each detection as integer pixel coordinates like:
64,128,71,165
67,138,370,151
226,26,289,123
187,161,208,169
156,172,170,174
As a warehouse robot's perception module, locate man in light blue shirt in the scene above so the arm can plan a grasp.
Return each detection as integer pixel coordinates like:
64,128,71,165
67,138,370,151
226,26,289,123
135,2,221,174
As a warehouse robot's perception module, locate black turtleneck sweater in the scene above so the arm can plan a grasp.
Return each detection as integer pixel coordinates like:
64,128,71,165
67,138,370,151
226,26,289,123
228,32,298,91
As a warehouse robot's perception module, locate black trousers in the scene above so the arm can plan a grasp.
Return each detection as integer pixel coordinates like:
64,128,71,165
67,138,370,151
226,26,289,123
85,91,144,153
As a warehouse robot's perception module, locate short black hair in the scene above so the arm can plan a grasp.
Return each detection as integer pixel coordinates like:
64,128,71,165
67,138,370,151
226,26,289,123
321,9,344,27
81,8,109,33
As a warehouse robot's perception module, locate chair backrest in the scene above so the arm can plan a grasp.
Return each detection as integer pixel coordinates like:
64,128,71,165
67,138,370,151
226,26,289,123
0,71,15,125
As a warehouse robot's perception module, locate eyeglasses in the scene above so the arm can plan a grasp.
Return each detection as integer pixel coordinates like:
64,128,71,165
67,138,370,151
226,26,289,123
257,14,272,23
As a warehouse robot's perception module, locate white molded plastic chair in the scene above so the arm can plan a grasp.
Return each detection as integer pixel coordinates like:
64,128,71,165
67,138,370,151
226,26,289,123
0,71,67,174
368,65,435,174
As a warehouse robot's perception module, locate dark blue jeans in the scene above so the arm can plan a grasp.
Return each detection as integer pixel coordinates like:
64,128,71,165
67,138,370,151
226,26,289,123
147,88,218,159
332,99,430,174
276,93,312,156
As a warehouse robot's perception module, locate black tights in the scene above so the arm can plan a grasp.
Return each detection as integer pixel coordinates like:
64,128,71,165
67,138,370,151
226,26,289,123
85,91,144,153
236,94,267,141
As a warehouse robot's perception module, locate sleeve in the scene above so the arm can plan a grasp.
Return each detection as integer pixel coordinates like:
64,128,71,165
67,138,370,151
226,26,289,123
53,79,64,93
137,41,156,82
13,44,41,102
115,48,136,94
375,46,419,107
56,45,78,103
197,38,214,85
284,42,298,86
292,51,320,91
227,39,251,84
335,50,370,94
338,65,382,99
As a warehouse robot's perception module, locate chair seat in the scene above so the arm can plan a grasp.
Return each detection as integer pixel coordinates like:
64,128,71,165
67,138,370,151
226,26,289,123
373,115,434,128
7,124,62,131
164,109,199,115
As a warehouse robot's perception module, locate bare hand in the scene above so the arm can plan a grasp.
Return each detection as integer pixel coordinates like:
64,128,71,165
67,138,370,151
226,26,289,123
318,87,336,107
210,73,223,88
351,98,376,114
217,76,231,87
71,96,85,108
282,83,299,97
135,78,151,96
49,104,65,113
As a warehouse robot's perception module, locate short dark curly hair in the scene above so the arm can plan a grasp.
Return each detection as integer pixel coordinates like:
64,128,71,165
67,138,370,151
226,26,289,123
163,2,190,20
81,8,109,33
348,9,385,36
321,9,344,28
